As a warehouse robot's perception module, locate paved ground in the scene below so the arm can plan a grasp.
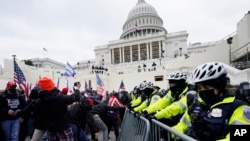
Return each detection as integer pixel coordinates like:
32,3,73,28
92,131,117,141
25,131,117,141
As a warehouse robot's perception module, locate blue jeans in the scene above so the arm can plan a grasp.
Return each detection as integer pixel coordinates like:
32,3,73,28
70,123,90,141
1,119,20,141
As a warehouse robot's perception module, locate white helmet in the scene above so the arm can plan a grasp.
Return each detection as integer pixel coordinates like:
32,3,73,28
167,72,187,80
139,81,154,90
191,62,227,83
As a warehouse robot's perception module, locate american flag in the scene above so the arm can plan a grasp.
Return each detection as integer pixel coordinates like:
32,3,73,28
85,80,89,92
14,59,29,100
96,73,106,101
64,62,76,77
118,80,126,92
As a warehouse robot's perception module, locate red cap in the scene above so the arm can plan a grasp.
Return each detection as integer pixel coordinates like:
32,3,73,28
6,81,16,88
61,87,69,95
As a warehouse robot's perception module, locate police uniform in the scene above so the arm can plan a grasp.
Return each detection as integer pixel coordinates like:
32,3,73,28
173,93,250,141
133,89,162,113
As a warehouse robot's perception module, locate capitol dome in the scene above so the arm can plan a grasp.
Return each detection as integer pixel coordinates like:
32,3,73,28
120,0,167,39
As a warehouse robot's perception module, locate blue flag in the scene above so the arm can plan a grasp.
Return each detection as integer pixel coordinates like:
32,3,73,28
64,62,76,77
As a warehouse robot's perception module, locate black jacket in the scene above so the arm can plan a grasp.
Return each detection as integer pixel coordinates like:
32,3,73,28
91,102,124,124
21,99,46,130
68,97,98,139
0,90,26,121
36,89,79,132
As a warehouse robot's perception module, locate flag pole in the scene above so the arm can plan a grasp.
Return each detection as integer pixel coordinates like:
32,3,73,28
42,47,45,68
12,54,16,81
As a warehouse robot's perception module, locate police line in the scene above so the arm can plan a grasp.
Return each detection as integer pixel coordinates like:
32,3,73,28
118,109,197,141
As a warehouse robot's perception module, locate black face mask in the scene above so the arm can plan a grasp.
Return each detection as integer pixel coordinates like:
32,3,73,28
199,89,219,107
9,88,16,93
170,85,179,94
143,88,154,96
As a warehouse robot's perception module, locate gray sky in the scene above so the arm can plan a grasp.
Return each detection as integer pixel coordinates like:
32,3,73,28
0,0,249,66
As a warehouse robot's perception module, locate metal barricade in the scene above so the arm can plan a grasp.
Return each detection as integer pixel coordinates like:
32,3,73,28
118,109,150,141
149,119,197,141
119,108,197,141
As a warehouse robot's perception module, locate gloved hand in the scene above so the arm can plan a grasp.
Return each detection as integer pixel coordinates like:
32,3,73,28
147,115,156,121
133,111,138,117
142,110,148,115
137,112,146,118
127,104,132,110
129,107,134,113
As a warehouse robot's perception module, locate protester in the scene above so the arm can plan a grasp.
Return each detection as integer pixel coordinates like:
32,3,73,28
68,96,98,141
107,91,126,139
0,81,26,141
19,87,41,140
73,81,81,94
34,76,80,141
91,100,125,141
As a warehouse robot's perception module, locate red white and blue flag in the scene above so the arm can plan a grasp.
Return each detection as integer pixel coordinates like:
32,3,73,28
14,59,29,100
96,74,106,101
118,80,126,92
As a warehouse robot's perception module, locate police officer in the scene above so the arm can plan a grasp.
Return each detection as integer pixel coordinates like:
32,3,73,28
127,85,142,109
172,62,250,141
144,71,196,124
133,81,163,113
144,72,196,141
236,81,250,104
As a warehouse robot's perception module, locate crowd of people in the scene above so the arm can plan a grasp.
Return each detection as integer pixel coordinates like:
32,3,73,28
0,61,250,141
0,77,129,141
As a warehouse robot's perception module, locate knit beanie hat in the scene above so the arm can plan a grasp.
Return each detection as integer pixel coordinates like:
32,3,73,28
38,76,55,91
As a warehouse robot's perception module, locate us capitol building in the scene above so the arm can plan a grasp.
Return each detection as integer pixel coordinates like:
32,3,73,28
0,0,250,91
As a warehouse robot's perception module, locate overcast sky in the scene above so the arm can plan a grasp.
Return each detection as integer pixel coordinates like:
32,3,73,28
0,0,249,66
